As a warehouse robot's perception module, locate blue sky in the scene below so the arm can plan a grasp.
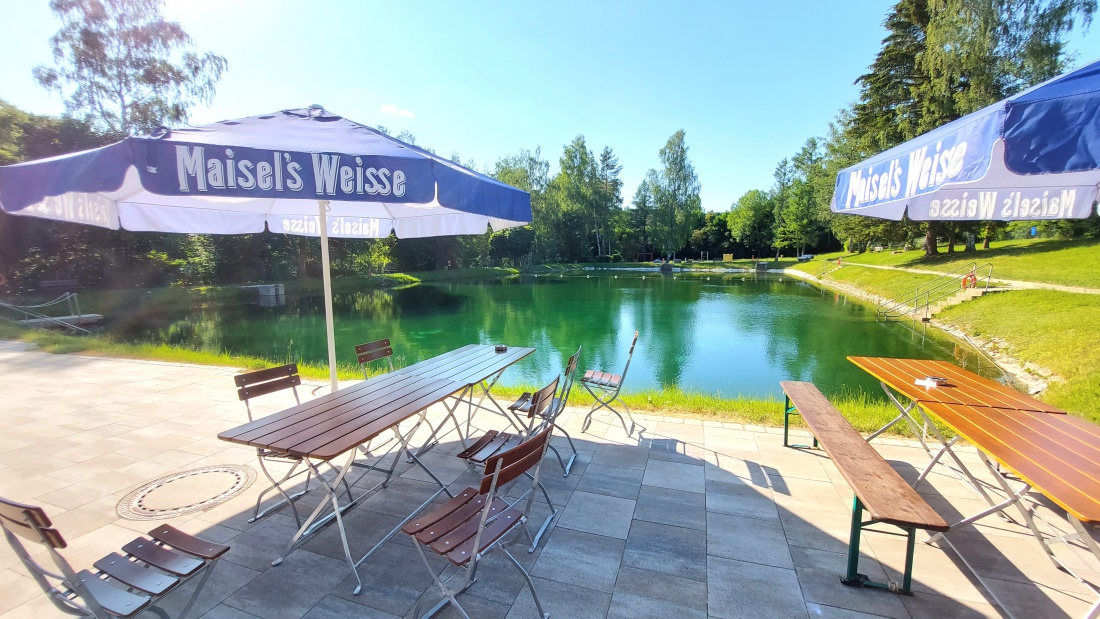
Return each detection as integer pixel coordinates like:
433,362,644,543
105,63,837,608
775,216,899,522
1,0,1098,211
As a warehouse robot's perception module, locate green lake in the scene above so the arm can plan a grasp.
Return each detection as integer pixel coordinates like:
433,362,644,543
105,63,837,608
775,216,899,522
89,271,997,400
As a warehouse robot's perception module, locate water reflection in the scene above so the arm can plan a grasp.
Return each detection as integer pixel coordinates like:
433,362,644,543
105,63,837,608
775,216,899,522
90,273,992,400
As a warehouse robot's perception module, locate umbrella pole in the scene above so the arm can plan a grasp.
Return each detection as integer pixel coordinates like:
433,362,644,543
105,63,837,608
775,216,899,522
317,199,339,392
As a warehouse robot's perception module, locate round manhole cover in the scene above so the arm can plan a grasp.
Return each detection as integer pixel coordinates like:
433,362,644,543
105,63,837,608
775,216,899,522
118,465,255,521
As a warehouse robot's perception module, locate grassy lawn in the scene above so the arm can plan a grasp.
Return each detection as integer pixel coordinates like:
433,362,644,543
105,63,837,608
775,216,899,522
813,238,1100,288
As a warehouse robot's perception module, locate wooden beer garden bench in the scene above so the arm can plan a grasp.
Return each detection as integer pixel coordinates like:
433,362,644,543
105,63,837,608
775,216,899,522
780,381,949,595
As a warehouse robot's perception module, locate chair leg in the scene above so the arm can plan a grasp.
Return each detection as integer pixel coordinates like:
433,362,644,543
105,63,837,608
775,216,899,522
551,423,579,477
501,546,550,619
413,541,471,619
581,384,641,437
252,457,306,528
175,557,218,619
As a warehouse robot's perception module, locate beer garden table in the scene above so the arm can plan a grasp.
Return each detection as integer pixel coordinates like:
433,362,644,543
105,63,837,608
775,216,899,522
218,344,534,594
849,356,1100,618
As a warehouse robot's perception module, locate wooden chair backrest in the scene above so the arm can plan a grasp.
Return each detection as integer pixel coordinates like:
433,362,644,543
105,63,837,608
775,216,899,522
480,427,552,494
526,376,559,420
234,363,301,402
354,339,394,366
559,346,581,403
0,496,66,549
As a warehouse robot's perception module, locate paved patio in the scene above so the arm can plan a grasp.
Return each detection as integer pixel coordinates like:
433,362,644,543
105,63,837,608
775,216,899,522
0,341,1098,618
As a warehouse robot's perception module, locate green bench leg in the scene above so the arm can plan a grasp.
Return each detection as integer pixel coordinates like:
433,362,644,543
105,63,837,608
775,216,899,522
782,395,818,449
841,496,916,595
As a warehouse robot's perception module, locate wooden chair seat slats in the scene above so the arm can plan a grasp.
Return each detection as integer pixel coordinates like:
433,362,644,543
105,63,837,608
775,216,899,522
507,392,533,415
455,431,501,460
121,538,204,576
425,498,509,551
148,525,230,560
443,508,524,565
93,553,179,595
75,570,152,618
415,496,497,545
467,433,522,464
402,488,478,536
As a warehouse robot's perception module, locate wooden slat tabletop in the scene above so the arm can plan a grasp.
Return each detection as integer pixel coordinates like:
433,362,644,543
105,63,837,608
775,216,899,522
920,400,1100,523
218,345,535,460
848,356,1063,413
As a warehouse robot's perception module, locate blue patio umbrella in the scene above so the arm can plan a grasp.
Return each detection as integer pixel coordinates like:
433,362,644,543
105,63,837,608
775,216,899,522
831,59,1100,222
0,105,532,389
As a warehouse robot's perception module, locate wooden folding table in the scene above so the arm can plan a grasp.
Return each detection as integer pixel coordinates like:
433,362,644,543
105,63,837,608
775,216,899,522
850,356,1100,618
218,344,534,594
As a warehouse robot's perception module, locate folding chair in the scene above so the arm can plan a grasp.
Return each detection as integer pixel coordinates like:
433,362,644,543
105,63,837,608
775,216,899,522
1,495,228,619
235,363,316,527
459,377,559,550
403,427,555,619
354,338,394,378
507,346,582,476
580,330,641,436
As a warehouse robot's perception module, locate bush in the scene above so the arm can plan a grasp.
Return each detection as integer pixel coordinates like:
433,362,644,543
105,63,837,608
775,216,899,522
596,255,612,263
610,253,623,262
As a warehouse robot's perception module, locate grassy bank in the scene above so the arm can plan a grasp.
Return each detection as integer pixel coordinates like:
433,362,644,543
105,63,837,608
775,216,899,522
785,259,942,301
809,238,1100,288
937,290,1100,422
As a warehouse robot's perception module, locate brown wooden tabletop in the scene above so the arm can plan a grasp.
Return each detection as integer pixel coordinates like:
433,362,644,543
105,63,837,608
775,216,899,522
848,356,1064,413
218,345,535,460
919,400,1100,523
848,356,1100,523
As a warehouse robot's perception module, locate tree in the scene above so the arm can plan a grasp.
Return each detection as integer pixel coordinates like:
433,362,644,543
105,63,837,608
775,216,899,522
627,180,654,259
493,148,550,260
595,147,624,256
687,212,732,258
34,0,227,135
727,190,775,258
650,130,702,258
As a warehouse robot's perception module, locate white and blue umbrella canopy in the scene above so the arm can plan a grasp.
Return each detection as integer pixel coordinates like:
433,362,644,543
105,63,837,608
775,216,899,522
831,59,1100,221
0,105,532,389
0,105,531,236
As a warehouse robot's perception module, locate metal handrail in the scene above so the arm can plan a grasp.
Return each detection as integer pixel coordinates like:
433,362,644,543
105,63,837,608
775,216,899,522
877,262,994,321
0,297,92,334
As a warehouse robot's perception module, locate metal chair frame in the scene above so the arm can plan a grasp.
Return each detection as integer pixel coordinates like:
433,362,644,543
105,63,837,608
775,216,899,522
580,331,642,436
406,427,555,619
236,363,352,528
507,346,582,476
460,377,560,551
1,496,227,619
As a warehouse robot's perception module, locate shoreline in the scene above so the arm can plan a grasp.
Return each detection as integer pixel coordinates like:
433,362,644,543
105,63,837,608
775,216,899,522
780,267,1053,395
